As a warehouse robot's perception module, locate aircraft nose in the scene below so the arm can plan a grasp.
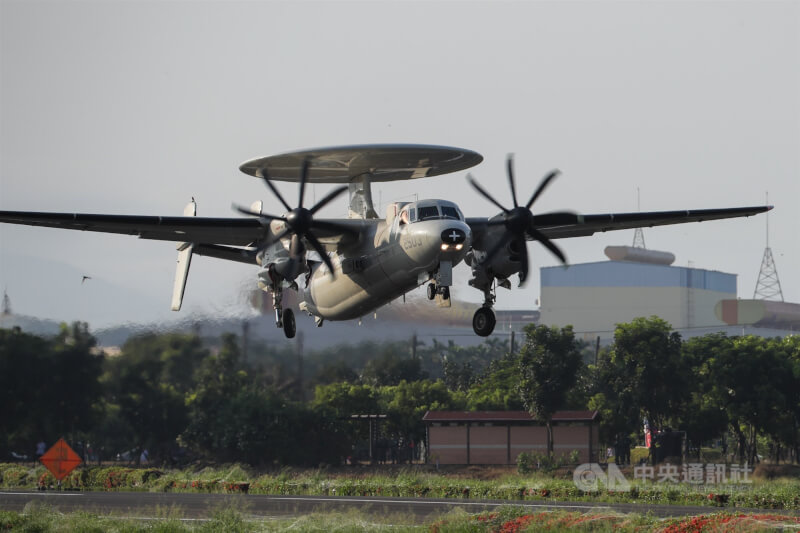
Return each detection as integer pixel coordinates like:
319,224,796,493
439,227,468,252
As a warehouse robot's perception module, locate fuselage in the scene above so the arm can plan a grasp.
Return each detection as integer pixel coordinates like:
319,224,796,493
300,199,471,320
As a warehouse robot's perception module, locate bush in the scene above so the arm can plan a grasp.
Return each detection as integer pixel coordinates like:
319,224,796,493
516,451,578,474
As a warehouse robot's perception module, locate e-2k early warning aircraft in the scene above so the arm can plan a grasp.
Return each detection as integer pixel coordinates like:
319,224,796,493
0,144,771,338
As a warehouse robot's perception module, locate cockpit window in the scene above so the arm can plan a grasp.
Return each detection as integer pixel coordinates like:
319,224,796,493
417,206,440,220
441,206,461,220
409,208,417,222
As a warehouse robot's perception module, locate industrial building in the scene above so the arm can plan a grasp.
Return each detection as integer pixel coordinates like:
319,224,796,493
538,243,798,342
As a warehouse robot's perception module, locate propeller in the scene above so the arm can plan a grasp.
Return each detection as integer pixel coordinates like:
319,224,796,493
234,157,355,277
468,154,573,285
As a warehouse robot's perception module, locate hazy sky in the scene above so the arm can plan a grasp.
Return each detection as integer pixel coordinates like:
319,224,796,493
1,0,798,329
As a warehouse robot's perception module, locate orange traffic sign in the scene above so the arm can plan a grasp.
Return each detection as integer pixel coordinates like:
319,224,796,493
40,438,82,481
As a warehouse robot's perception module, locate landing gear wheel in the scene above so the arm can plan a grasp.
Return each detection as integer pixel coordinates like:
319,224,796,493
441,286,450,300
427,283,436,300
472,307,496,337
283,308,296,339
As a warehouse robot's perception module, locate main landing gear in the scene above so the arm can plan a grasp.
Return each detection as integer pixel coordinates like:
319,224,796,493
472,307,496,337
470,278,497,337
282,308,296,339
267,278,297,339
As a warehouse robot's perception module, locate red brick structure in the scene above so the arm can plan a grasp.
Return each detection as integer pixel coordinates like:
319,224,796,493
423,410,599,465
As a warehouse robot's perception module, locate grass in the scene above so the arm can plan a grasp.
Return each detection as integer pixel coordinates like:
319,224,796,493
2,462,799,511
3,505,800,532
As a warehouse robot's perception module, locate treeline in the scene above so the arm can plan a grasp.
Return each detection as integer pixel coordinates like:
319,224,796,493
1,317,799,466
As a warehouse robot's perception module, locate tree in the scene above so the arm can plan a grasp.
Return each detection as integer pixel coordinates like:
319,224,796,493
104,332,208,463
517,324,583,456
466,353,525,410
362,347,427,386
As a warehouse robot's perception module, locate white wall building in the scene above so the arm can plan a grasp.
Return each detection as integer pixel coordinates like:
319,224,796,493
539,252,736,343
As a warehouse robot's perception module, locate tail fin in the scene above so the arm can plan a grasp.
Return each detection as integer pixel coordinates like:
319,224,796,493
171,199,196,311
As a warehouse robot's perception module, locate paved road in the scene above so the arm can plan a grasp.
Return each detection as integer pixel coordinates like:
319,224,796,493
1,491,796,524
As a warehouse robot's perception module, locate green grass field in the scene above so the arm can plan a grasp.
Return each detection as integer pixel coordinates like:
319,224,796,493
2,504,800,532
2,462,799,512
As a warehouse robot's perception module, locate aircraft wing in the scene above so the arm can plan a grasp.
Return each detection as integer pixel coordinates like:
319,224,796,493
467,205,772,243
0,211,265,245
0,211,367,256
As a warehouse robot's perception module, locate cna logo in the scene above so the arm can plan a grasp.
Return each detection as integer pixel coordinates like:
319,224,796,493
573,463,631,492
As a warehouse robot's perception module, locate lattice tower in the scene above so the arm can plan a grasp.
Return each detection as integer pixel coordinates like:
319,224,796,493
753,193,783,301
632,188,646,248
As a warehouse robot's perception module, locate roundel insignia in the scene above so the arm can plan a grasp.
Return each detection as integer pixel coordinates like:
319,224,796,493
441,228,466,244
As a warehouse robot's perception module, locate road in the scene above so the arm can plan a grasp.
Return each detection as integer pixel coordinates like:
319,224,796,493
2,490,797,524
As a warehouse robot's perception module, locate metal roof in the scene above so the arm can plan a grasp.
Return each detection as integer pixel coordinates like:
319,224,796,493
422,410,598,423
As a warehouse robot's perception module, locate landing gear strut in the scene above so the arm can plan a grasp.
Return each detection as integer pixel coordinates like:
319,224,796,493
268,280,297,339
470,275,497,336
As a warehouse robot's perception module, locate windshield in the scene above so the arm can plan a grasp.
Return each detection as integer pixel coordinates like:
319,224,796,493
441,206,460,220
417,206,440,220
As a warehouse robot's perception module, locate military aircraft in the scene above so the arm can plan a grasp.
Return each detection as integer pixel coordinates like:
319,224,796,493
0,144,771,338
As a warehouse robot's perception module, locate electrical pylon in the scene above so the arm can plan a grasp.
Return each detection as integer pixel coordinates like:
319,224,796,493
753,193,783,301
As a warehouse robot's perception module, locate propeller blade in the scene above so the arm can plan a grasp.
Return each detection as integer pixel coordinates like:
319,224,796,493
525,169,561,210
309,185,348,215
517,238,529,285
232,204,284,222
507,154,519,208
258,170,293,213
298,157,310,209
529,225,567,264
305,231,336,277
468,174,510,214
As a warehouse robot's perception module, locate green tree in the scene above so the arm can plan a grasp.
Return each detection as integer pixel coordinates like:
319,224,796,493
379,380,466,444
466,353,525,410
362,347,427,386
104,332,207,463
517,324,583,456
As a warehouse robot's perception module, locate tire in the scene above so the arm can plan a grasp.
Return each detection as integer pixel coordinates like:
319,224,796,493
427,283,436,300
283,308,296,339
472,307,496,337
441,286,450,300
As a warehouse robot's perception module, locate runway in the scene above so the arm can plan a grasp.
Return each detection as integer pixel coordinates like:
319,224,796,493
2,490,797,523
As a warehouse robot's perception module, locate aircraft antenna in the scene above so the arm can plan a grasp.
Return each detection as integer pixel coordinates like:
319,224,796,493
1,288,11,316
753,192,784,301
632,188,646,249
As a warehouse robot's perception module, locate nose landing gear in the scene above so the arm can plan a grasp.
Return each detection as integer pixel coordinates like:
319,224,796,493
427,282,451,301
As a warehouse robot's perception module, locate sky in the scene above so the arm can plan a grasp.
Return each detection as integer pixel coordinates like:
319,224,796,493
1,0,798,330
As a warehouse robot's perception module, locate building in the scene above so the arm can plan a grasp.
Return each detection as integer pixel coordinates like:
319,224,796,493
423,410,599,465
539,246,737,342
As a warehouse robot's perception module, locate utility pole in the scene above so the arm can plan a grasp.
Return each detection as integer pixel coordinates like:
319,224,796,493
241,319,249,363
296,331,305,403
